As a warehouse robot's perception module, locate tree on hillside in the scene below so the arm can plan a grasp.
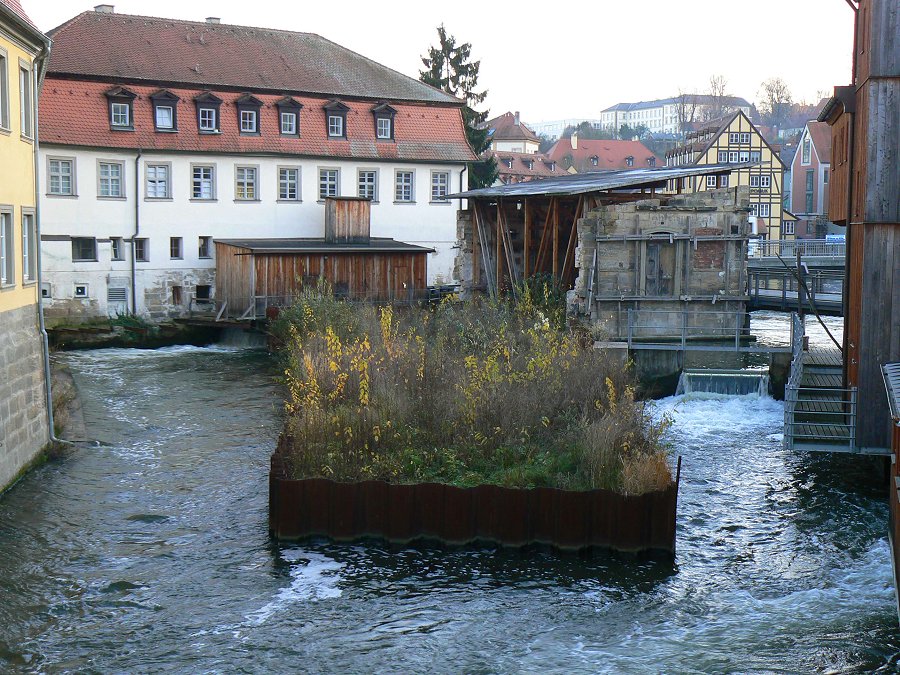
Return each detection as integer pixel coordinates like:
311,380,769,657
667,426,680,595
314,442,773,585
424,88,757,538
674,89,700,137
561,121,616,141
619,123,649,141
420,25,497,188
758,77,794,128
701,74,732,122
538,133,556,153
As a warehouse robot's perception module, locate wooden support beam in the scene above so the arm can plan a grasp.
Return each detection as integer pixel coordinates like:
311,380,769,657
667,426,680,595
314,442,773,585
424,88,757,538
495,202,502,294
523,198,531,280
497,201,519,289
560,195,584,289
472,205,480,289
552,198,560,280
534,197,555,273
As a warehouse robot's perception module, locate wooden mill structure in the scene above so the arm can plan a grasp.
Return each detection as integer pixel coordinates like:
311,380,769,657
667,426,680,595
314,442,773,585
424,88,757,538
820,0,899,452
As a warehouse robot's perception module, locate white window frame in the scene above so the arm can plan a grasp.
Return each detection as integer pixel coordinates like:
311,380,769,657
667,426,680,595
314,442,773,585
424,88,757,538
234,165,259,201
110,101,130,128
740,132,751,144
783,220,795,235
19,61,32,138
376,117,392,139
750,203,759,216
739,151,750,163
155,105,174,130
760,176,771,188
394,170,414,203
759,203,771,217
97,160,125,199
720,174,730,188
318,168,339,200
706,175,717,189
278,166,301,201
280,111,297,135
240,109,258,134
750,150,761,163
431,171,450,202
199,107,217,132
21,210,35,282
728,151,739,163
0,48,9,131
145,163,171,199
191,164,216,200
357,169,378,201
729,132,739,144
717,150,728,163
750,175,761,188
47,157,76,196
110,236,125,261
0,209,13,286
327,114,344,137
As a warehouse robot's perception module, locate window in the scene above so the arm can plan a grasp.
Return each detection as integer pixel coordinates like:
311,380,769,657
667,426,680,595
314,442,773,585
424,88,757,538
728,151,739,163
111,102,129,127
729,132,739,143
358,170,377,201
395,170,414,202
625,156,634,167
759,203,771,217
590,156,599,166
750,150,761,163
22,212,35,282
431,171,449,202
48,158,75,195
278,167,300,201
19,64,32,137
111,236,124,261
319,168,339,200
98,161,124,198
194,92,222,133
150,89,179,131
750,203,759,216
720,174,729,188
134,238,148,262
328,115,344,137
146,164,170,199
739,151,750,162
717,150,728,163
760,175,771,188
170,236,183,259
750,175,760,188
74,284,89,298
72,237,98,262
0,211,12,285
376,117,392,139
105,86,136,130
802,136,811,164
195,284,211,300
240,109,257,133
198,236,212,259
805,168,815,213
647,157,656,167
783,220,795,235
281,112,297,135
0,50,8,130
325,99,350,138
824,168,829,184
192,165,215,200
235,166,258,200
706,175,717,189
155,106,174,129
199,108,217,131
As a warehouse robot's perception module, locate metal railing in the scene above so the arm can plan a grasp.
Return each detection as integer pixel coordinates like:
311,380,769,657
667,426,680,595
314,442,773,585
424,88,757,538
624,309,791,352
750,238,846,259
748,268,844,312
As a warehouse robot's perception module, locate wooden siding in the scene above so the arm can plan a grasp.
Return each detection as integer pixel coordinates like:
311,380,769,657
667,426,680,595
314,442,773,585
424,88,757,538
858,0,899,80
828,112,852,224
215,243,254,310
864,80,900,223
325,197,371,244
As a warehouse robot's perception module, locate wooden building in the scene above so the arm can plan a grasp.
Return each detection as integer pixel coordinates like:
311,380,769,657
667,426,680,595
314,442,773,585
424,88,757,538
215,198,431,318
820,0,899,451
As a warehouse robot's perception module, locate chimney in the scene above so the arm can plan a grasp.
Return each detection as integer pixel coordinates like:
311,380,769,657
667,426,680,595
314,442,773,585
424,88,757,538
571,131,578,150
514,111,520,126
94,4,115,12
205,17,221,24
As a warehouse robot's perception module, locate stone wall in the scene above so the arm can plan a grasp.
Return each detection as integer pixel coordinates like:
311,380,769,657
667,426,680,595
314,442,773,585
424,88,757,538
0,303,50,492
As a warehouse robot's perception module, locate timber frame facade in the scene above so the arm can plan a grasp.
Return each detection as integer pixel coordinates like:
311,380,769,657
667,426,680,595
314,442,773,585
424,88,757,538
665,111,792,240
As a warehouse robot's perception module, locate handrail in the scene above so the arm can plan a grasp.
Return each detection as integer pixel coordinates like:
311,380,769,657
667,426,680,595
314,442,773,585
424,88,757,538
750,239,846,259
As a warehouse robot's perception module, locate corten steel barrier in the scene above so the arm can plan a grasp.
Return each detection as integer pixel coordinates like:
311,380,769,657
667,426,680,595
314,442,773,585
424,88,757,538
269,447,681,555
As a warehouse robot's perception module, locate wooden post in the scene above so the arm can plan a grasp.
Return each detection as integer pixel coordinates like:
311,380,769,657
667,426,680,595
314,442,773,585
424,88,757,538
496,202,502,293
560,195,584,288
552,198,560,280
523,198,531,280
534,197,555,273
472,204,480,289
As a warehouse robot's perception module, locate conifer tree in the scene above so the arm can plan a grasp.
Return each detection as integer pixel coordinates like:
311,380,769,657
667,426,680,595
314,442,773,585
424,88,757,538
420,25,497,188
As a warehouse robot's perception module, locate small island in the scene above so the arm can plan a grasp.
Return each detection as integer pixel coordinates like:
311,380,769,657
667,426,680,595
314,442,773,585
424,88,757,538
268,286,679,554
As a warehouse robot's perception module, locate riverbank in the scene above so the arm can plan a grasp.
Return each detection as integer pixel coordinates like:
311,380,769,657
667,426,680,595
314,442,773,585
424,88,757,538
48,318,223,351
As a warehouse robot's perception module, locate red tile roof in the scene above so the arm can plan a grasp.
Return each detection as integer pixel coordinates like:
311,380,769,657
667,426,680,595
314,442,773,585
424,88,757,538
47,11,460,105
485,112,540,144
489,151,562,183
39,79,476,162
807,121,832,164
545,137,662,172
0,0,44,37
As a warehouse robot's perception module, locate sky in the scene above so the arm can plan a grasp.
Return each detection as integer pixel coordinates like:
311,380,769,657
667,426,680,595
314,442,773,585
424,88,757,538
26,0,856,124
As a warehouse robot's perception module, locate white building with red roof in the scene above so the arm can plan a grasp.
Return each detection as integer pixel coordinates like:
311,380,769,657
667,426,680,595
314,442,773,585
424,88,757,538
545,134,663,173
38,6,475,320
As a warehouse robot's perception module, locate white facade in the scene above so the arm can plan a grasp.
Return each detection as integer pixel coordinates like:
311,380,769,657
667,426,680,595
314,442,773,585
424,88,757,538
39,146,464,319
491,139,539,154
601,99,753,136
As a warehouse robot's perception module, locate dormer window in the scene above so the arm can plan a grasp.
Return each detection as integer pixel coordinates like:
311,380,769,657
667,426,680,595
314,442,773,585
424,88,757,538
647,157,655,167
371,102,396,141
525,159,534,170
149,90,179,132
194,92,222,134
276,96,302,136
590,156,599,167
625,156,634,167
105,86,136,131
235,94,262,135
505,158,513,169
549,162,556,172
324,99,349,138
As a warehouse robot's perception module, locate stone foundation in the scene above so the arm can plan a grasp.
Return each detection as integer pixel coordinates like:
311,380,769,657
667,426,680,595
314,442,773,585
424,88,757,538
0,303,50,492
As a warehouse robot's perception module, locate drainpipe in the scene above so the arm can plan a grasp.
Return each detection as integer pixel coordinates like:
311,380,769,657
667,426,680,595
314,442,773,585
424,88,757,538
33,39,70,444
132,149,142,314
458,165,467,210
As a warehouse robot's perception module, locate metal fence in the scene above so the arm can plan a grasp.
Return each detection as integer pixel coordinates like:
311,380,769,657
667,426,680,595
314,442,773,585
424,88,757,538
624,309,791,352
751,238,846,259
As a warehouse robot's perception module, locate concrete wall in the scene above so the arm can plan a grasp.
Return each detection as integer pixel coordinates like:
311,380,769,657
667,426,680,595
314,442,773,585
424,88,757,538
0,303,50,492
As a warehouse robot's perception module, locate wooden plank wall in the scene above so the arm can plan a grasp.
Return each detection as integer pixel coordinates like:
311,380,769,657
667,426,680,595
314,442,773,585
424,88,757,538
255,251,428,302
325,198,371,244
864,80,900,223
214,243,254,311
828,113,852,225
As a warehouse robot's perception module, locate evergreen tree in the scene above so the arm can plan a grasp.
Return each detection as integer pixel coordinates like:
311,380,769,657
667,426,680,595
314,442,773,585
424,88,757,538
420,25,497,189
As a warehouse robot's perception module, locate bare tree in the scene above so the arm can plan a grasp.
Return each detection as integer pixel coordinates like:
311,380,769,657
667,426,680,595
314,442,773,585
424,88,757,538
758,77,794,128
675,89,700,137
701,74,731,122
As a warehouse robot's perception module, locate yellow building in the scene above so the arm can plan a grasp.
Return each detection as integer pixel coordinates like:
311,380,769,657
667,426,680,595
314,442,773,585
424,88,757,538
665,110,795,240
0,0,51,492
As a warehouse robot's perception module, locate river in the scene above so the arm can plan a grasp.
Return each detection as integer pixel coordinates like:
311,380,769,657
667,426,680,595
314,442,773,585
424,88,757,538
0,313,898,672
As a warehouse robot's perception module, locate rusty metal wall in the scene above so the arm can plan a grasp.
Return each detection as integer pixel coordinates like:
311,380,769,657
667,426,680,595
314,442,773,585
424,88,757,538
269,452,679,555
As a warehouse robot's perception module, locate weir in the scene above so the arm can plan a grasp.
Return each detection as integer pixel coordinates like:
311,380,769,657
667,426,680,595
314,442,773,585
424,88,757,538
676,368,770,397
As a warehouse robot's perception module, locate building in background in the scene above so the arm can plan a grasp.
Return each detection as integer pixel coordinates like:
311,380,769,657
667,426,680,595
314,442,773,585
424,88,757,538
38,7,475,322
0,0,51,491
790,121,838,239
546,133,662,173
484,111,540,154
665,110,791,240
600,95,752,137
483,111,561,184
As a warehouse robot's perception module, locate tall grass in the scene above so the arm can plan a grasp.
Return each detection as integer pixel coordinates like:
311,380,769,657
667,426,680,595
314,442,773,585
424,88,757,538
272,286,672,494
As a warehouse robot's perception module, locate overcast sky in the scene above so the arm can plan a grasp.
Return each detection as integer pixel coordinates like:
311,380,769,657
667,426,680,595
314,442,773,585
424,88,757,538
27,0,855,123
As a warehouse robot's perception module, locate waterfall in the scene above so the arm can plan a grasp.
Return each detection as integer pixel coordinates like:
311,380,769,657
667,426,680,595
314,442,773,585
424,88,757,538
675,369,770,397
216,327,268,349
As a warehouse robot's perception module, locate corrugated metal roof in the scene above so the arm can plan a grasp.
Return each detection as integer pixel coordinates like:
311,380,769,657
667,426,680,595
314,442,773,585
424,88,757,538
883,363,900,422
216,237,434,254
450,163,753,199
